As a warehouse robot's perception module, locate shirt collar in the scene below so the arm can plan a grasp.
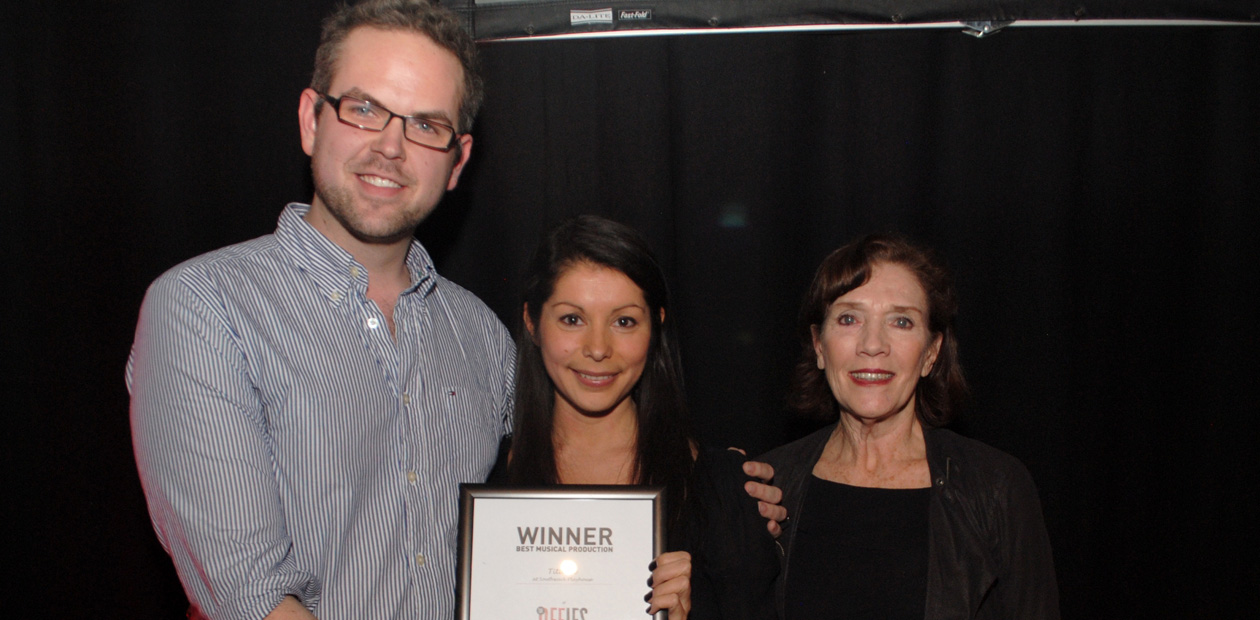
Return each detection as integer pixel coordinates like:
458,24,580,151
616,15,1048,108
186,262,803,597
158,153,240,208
274,203,438,306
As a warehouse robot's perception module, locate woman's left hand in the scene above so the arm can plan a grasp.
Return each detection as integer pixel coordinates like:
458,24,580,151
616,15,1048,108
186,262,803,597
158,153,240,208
647,550,691,619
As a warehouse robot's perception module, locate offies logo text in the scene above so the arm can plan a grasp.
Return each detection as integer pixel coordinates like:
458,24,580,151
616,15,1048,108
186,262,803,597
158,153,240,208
536,606,588,620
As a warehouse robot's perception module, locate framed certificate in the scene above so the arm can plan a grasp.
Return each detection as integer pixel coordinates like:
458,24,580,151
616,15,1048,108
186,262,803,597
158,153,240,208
457,485,666,620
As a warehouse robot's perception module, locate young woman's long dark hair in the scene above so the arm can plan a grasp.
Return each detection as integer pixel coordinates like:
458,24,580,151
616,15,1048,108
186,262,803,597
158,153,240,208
508,215,695,530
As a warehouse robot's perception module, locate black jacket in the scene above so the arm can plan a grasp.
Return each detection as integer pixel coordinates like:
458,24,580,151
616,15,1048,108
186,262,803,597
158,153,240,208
761,424,1060,620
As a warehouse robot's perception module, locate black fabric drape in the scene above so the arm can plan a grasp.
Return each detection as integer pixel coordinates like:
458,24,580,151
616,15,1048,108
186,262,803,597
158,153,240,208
8,3,1258,617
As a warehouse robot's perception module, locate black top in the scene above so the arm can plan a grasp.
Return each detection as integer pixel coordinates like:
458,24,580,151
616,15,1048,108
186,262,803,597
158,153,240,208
489,440,778,620
784,476,929,620
674,448,779,620
762,425,1060,620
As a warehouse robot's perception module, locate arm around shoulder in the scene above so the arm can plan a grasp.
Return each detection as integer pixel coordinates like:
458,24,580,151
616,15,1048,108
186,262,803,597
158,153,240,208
685,450,779,620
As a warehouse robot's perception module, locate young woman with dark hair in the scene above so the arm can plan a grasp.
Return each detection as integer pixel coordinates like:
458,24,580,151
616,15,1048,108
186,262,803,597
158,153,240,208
496,215,778,620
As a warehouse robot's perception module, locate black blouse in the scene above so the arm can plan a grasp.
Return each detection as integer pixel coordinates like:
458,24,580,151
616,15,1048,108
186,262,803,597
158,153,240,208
784,476,930,620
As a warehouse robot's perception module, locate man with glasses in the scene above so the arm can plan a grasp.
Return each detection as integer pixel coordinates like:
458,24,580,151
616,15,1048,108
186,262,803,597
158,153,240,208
129,1,785,618
128,2,509,618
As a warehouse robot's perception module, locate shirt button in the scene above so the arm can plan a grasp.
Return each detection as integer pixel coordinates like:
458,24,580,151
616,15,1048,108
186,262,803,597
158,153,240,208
416,553,426,567
402,393,411,405
406,471,418,485
330,291,343,302
367,317,380,329
349,265,360,278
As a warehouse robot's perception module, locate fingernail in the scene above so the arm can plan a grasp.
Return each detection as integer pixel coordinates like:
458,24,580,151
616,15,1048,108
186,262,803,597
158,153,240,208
648,560,657,570
644,591,652,602
647,576,654,587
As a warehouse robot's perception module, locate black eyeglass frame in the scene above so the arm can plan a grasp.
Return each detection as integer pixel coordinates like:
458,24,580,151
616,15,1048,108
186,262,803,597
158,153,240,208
318,92,461,153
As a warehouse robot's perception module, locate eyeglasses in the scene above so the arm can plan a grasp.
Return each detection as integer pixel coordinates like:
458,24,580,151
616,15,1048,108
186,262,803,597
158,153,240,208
318,92,460,152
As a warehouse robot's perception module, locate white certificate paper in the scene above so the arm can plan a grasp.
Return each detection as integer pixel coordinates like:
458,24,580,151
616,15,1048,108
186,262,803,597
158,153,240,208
457,485,665,620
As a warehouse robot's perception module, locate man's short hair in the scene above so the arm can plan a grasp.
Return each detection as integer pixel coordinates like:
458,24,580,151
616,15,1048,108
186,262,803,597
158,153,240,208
311,0,484,133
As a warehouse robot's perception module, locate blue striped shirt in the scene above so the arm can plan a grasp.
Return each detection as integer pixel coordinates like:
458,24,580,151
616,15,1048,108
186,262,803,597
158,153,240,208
127,203,515,620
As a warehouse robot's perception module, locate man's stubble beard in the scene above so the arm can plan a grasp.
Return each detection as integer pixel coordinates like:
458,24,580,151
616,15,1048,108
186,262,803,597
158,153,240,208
311,159,435,246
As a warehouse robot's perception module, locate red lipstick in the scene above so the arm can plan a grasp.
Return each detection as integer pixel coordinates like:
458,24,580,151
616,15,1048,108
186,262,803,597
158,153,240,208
848,369,895,386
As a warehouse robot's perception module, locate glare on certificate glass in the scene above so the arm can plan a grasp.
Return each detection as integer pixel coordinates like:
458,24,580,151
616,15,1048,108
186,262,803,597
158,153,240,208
559,559,578,576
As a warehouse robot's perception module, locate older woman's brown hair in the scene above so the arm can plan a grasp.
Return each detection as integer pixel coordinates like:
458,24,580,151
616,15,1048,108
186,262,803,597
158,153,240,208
788,234,968,427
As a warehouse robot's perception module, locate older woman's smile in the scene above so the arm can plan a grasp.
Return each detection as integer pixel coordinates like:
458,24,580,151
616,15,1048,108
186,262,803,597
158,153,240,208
849,370,895,385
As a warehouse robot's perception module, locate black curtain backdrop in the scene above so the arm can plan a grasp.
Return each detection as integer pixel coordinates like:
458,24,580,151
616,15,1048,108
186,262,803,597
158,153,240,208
8,3,1259,618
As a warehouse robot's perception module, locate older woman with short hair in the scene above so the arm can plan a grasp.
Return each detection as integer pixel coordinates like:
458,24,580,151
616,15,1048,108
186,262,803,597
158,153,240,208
762,234,1059,620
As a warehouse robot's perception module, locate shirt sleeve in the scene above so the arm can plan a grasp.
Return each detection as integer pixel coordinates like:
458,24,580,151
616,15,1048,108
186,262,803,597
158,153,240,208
127,270,321,620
